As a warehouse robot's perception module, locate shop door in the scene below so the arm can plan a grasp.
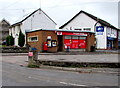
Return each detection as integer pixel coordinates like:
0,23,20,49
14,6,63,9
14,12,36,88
79,37,86,49
64,36,72,49
71,36,79,49
107,41,112,49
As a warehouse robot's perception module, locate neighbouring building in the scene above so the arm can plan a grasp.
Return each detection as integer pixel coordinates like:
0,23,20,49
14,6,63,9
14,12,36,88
118,31,120,49
26,29,95,53
0,19,10,44
60,10,119,50
9,8,57,47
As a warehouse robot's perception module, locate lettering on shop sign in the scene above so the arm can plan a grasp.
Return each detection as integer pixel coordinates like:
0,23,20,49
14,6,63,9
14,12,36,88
73,33,87,36
57,32,62,35
57,32,87,36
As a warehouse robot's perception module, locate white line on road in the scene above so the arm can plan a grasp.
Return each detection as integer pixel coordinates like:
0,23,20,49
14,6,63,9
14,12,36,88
59,82,87,86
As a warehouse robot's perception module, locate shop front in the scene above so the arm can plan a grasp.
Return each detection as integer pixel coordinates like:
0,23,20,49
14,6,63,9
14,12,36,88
27,29,95,52
57,31,88,49
107,37,117,49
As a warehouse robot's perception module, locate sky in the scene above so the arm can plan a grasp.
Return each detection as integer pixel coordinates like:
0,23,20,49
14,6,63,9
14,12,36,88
0,0,119,28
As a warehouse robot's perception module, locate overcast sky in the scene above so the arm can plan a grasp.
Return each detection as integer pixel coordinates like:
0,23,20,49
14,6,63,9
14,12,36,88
0,0,119,28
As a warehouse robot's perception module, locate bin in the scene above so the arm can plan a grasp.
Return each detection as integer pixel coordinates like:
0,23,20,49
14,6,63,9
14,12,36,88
90,46,95,52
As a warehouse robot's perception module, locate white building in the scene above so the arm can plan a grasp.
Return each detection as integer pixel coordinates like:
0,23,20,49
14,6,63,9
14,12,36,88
60,10,119,50
9,8,57,46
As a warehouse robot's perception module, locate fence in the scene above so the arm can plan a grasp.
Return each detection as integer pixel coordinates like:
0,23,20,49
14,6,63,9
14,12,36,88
1,47,28,53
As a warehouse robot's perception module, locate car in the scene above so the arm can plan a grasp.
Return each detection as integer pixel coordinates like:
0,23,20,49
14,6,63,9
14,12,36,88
2,40,6,45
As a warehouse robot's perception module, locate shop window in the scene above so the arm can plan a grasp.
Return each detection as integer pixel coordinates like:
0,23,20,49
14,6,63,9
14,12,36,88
65,36,71,39
28,36,38,42
79,37,86,39
72,36,78,39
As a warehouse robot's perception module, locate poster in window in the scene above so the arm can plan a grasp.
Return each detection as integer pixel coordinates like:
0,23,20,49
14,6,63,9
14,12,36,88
47,40,52,48
52,40,57,47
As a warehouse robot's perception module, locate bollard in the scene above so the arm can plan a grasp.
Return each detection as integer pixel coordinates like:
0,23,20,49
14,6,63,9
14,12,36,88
28,47,38,65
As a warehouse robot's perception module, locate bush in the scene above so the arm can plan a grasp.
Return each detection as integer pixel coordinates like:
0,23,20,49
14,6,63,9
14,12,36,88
18,30,25,47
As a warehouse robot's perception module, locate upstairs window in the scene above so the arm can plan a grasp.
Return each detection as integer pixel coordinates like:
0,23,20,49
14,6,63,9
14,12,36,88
83,28,91,31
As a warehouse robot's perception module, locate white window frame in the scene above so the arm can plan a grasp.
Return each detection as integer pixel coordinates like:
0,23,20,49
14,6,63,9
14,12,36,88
28,36,38,42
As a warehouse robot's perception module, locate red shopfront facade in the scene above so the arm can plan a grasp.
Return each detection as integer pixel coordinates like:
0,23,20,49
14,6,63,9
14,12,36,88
57,31,87,49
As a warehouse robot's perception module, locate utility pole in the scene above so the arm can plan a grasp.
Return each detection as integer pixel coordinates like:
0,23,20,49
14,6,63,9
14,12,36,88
22,9,25,17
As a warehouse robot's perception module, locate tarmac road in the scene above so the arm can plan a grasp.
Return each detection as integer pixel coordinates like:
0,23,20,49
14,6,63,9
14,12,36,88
1,60,119,87
1,53,119,87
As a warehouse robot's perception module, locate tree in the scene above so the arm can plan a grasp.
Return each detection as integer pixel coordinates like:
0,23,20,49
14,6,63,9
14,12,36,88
6,35,10,46
10,34,14,46
18,30,25,47
6,34,14,46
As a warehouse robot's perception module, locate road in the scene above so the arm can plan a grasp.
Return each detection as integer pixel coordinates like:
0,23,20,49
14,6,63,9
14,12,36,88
1,61,119,87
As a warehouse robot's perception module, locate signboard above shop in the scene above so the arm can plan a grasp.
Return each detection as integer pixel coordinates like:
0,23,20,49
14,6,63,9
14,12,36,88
96,26,104,35
57,32,87,36
96,26,104,32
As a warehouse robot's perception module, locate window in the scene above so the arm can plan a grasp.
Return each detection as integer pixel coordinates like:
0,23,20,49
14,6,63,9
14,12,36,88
65,36,71,39
72,36,78,39
79,37,86,39
83,28,91,31
28,36,38,42
74,29,82,31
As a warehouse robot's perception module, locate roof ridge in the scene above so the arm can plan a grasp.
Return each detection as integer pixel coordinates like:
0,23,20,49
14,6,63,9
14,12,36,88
60,10,118,30
11,8,56,26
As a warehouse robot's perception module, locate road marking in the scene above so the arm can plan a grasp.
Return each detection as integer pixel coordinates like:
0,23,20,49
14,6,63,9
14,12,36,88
59,82,87,86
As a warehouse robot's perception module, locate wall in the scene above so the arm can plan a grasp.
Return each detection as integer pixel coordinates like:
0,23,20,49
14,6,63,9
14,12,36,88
27,31,42,52
62,13,96,32
0,20,10,43
86,33,95,52
27,30,58,53
41,31,58,53
95,26,107,49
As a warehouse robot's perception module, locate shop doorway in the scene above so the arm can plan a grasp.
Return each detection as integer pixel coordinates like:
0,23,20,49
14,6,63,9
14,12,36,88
57,35,64,51
107,41,112,49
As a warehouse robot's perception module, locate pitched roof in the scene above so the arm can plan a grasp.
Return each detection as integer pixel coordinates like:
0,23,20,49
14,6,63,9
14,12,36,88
0,19,10,25
59,10,118,30
11,8,57,27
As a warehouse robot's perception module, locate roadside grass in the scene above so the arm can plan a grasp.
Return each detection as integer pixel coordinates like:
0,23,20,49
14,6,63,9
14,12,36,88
0,45,8,47
27,64,40,68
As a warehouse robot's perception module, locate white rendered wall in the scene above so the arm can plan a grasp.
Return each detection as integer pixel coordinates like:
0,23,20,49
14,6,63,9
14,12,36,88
62,13,97,32
95,26,107,49
14,26,20,46
23,10,56,31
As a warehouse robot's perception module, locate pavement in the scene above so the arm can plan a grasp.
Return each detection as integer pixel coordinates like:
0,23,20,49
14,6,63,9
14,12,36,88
2,50,119,63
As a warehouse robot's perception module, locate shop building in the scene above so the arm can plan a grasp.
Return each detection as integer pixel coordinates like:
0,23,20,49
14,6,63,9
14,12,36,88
26,29,95,52
60,10,119,50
